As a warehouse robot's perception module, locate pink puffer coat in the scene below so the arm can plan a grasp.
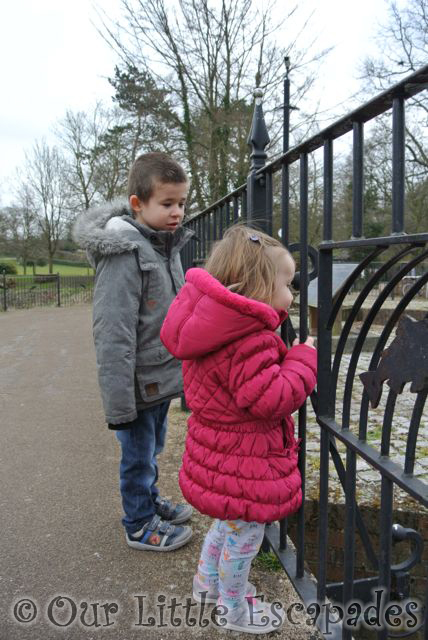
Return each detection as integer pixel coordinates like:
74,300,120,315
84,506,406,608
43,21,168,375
160,268,317,523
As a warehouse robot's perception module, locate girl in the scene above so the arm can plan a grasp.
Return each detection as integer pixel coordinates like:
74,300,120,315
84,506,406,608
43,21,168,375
160,225,317,634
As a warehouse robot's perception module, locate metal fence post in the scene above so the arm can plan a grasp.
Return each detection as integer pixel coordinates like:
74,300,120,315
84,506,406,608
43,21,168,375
246,88,270,232
2,270,7,311
56,273,61,307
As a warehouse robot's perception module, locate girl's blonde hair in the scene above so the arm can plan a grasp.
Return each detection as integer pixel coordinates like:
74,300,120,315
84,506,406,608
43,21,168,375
204,224,292,305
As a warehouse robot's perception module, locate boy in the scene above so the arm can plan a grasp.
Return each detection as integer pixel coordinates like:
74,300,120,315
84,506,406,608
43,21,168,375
73,152,193,551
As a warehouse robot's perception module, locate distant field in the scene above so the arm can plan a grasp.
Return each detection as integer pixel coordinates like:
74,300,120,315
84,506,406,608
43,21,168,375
0,259,94,276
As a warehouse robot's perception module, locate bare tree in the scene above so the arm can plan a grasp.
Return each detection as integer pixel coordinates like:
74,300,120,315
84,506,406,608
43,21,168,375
55,104,133,209
97,0,330,209
363,0,428,86
22,140,70,273
362,0,428,178
55,106,104,210
7,181,38,273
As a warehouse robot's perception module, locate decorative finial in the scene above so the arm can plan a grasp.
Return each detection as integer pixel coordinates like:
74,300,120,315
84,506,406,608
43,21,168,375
253,88,263,105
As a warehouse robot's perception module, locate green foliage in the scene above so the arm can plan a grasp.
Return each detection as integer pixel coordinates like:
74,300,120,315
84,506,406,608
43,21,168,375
0,261,18,274
253,551,282,572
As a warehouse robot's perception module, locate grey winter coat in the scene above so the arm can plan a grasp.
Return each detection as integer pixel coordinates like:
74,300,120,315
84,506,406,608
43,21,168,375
72,199,194,427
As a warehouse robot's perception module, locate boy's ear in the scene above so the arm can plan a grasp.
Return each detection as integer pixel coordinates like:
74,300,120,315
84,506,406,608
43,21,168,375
129,194,142,212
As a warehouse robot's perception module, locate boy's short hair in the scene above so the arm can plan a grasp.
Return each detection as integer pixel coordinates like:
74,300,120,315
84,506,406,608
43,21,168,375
127,152,188,202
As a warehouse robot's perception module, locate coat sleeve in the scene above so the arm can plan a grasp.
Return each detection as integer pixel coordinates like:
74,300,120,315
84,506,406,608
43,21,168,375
92,251,142,425
229,335,317,420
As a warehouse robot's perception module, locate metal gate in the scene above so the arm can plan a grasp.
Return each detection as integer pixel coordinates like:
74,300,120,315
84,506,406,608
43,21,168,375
182,64,428,639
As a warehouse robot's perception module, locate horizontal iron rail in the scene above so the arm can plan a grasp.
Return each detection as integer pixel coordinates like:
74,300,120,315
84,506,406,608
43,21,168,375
258,64,428,175
319,234,428,250
185,183,247,223
317,415,428,507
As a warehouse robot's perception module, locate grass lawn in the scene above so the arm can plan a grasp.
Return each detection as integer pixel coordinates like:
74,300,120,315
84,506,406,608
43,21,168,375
0,259,94,276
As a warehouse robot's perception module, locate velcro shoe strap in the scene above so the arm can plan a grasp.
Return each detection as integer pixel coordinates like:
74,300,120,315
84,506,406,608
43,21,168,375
158,520,175,535
146,514,162,531
156,498,174,519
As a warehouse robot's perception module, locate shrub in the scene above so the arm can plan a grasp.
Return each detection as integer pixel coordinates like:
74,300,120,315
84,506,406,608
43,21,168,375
0,261,18,275
36,258,47,267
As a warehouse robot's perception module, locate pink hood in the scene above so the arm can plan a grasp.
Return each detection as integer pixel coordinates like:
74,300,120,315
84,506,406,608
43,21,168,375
161,267,287,358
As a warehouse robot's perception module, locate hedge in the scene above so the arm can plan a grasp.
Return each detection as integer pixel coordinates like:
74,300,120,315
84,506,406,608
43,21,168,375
0,262,18,275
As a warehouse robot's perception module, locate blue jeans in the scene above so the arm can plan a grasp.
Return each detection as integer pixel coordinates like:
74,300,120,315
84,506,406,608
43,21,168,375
115,401,170,535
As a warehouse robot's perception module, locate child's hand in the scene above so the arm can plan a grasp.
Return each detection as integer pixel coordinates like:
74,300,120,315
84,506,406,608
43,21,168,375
292,336,316,349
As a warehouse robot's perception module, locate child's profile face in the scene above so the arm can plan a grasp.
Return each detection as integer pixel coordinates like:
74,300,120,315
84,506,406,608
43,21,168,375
130,180,188,231
271,250,295,312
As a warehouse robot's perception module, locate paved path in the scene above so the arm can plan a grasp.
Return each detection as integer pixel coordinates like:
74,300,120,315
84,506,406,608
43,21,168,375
0,305,318,640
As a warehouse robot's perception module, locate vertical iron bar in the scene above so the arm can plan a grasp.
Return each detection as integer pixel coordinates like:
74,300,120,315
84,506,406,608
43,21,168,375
343,449,357,640
190,223,196,266
188,228,193,266
352,121,364,239
233,196,239,223
378,475,393,640
56,273,61,307
281,62,290,247
392,95,405,235
296,152,308,579
207,212,212,256
225,201,231,229
197,217,202,261
316,249,333,603
202,215,207,260
317,140,334,603
219,205,224,238
281,164,290,247
299,153,309,341
279,518,287,551
265,170,273,237
278,63,291,555
213,209,218,241
2,270,6,311
323,139,333,242
187,231,192,267
242,191,247,220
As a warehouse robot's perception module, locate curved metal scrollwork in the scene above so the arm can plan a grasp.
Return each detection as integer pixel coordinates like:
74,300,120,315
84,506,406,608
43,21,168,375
287,243,319,290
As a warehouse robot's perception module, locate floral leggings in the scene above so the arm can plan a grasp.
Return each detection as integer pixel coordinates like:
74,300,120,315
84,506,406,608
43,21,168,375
197,519,266,620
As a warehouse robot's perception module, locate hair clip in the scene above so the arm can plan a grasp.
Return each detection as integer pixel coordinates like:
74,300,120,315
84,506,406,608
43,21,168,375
249,234,261,243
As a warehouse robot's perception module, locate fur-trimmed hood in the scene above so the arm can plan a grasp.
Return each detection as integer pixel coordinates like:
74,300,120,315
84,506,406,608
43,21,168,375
72,198,193,260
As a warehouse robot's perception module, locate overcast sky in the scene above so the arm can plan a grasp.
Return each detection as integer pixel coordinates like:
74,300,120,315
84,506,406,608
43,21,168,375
0,0,392,206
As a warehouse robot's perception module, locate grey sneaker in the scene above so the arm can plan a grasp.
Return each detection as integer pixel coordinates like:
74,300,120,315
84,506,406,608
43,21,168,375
192,574,257,604
126,515,192,551
154,496,193,524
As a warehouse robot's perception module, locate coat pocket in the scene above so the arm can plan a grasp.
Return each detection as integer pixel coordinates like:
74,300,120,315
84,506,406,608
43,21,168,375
135,343,183,402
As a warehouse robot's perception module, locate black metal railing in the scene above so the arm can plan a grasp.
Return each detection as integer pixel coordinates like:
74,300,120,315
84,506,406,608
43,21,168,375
1,272,94,311
183,63,428,639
